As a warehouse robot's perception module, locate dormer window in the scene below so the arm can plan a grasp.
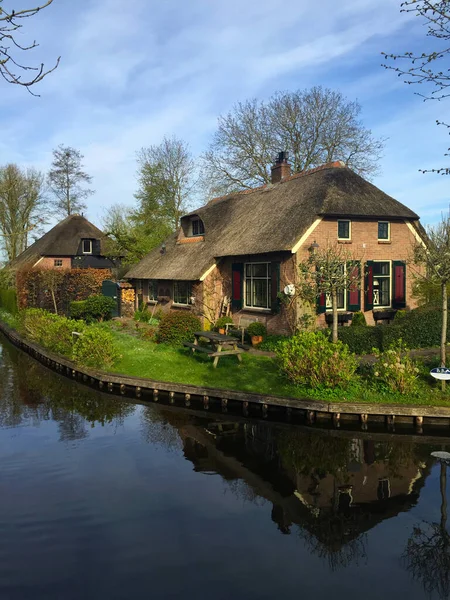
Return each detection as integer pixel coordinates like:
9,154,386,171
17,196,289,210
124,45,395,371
191,218,205,236
82,239,93,254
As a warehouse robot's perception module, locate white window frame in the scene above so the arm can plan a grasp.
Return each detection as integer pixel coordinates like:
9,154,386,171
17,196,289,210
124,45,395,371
337,219,351,241
373,260,392,308
191,218,205,237
244,262,271,311
325,264,347,312
54,259,63,267
378,221,390,241
82,239,93,254
173,281,192,306
148,280,158,302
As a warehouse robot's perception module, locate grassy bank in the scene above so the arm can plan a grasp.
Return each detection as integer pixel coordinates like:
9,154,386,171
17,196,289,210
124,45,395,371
107,328,449,407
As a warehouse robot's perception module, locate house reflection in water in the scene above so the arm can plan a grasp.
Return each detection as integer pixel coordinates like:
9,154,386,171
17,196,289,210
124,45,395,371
174,418,430,570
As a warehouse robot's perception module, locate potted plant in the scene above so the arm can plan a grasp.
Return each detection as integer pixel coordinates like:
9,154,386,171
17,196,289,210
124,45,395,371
215,316,234,335
247,322,267,346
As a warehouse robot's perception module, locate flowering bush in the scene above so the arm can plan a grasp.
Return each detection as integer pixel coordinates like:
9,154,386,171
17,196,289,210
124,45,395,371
372,339,419,394
276,330,357,389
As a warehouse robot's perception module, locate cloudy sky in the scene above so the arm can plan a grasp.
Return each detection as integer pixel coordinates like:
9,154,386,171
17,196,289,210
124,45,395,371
1,0,449,230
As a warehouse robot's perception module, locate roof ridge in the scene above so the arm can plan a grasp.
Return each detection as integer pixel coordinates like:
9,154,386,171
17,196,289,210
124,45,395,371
204,161,346,207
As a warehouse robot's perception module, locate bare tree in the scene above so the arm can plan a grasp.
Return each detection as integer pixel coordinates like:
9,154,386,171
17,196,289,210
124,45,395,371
47,145,93,218
297,243,362,343
135,136,196,230
413,214,450,380
0,0,59,93
0,164,47,261
382,1,450,174
203,87,385,194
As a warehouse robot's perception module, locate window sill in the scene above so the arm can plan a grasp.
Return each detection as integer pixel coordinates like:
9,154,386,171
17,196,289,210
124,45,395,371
172,303,192,309
242,307,271,313
146,300,158,305
337,240,352,244
378,240,391,244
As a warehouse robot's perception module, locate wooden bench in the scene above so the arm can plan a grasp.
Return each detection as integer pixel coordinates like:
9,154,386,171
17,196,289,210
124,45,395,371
184,331,244,368
225,315,261,344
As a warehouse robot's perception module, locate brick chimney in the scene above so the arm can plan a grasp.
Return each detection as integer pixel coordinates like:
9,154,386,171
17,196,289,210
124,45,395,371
271,151,291,184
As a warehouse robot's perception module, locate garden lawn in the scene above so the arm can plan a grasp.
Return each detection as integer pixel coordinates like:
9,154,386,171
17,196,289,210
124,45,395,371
108,330,450,407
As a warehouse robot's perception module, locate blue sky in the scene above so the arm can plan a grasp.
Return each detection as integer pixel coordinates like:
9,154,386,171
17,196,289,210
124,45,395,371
1,0,449,230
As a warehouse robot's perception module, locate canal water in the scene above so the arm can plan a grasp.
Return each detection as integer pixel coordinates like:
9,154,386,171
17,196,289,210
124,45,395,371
0,336,449,600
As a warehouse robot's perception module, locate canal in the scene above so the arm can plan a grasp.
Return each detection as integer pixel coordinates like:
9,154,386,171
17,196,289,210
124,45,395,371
0,334,449,600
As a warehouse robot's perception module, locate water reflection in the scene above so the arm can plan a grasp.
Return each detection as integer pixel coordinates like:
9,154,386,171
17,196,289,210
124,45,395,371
1,334,450,599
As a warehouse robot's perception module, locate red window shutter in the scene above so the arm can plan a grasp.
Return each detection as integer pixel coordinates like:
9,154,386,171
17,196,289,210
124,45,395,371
347,261,361,311
317,292,326,314
232,263,244,309
364,261,374,311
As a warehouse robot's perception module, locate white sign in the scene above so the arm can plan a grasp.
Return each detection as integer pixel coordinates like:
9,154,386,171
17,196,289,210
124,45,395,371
430,367,450,381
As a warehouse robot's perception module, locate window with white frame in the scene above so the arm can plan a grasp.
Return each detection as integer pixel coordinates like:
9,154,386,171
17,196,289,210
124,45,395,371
54,259,63,267
373,261,391,307
148,280,157,302
173,281,192,305
378,221,390,241
244,263,271,309
325,264,346,310
337,220,351,240
82,239,93,254
191,218,205,236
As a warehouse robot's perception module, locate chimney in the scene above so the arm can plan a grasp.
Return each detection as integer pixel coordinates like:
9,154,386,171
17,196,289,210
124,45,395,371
271,151,291,184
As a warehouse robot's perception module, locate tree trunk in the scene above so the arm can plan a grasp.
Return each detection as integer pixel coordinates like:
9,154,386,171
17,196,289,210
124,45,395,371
51,288,58,315
331,288,338,343
442,282,448,392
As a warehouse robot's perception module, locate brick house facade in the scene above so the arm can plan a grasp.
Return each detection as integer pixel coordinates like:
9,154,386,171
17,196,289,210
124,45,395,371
127,156,426,333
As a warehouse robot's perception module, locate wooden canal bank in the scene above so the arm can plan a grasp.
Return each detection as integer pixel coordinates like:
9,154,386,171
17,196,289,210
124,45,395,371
1,320,450,435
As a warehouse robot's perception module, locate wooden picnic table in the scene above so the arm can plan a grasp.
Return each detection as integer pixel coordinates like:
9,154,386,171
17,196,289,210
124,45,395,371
184,331,244,368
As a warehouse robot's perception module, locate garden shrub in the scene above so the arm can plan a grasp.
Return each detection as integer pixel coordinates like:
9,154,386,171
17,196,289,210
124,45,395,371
156,311,202,345
247,322,267,337
394,309,408,320
215,316,234,330
381,306,445,350
276,331,357,389
70,295,116,323
372,339,419,394
19,308,85,356
73,326,120,369
336,326,383,354
351,311,367,327
259,334,290,352
0,288,18,315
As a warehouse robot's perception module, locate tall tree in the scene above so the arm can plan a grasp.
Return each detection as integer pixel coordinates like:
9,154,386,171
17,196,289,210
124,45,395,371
297,243,362,343
47,145,93,217
0,0,59,92
382,1,450,174
203,87,384,194
135,136,196,231
0,164,47,261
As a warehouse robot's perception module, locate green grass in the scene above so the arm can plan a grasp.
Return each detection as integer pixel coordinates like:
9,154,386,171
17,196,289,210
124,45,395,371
108,329,450,407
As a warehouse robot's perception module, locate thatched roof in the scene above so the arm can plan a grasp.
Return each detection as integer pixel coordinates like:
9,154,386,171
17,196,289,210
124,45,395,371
8,214,107,270
126,163,421,281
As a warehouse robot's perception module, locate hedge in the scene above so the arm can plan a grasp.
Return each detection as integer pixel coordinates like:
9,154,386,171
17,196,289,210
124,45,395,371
70,295,116,323
0,288,18,315
156,311,202,345
334,306,447,354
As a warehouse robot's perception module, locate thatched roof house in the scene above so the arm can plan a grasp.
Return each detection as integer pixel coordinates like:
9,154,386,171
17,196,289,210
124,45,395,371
127,157,425,332
8,214,115,271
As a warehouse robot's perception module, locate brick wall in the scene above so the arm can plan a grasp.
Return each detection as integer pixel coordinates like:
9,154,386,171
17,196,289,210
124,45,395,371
38,257,72,269
298,217,424,326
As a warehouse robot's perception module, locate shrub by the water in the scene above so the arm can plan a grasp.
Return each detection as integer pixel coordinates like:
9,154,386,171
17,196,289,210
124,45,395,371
156,311,202,345
0,288,18,315
19,308,85,356
72,327,120,369
276,330,357,389
70,295,116,323
372,339,419,394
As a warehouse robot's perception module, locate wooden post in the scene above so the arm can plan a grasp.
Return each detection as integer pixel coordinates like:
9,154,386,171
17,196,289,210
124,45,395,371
387,414,395,430
306,410,315,424
333,413,340,428
286,407,292,420
99,381,104,389
169,391,175,404
120,384,126,395
136,386,141,398
203,396,209,410
243,401,249,416
222,398,228,413
415,415,424,433
361,413,368,431
153,389,159,401
108,382,113,392
262,404,268,418
185,393,191,407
